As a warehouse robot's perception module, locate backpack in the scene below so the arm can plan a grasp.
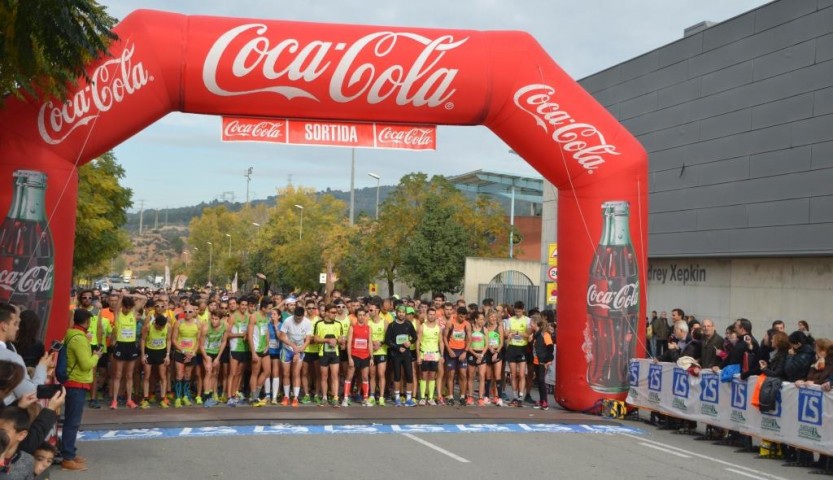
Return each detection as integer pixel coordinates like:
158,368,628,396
758,377,782,413
55,335,79,384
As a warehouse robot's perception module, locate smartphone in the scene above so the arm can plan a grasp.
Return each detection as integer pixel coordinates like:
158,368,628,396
36,384,62,399
50,340,63,352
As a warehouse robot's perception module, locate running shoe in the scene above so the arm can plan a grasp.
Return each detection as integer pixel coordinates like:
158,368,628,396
226,397,237,407
314,395,322,404
88,399,101,409
377,397,386,407
301,394,312,404
366,396,375,406
219,395,228,403
477,398,485,407
394,397,403,407
195,395,203,406
483,396,492,405
331,398,341,408
446,398,456,406
404,398,416,407
318,398,327,407
109,400,118,410
427,399,437,406
437,397,446,406
465,397,474,406
281,397,290,406
182,396,192,407
126,399,138,409
533,401,541,409
204,397,218,408
175,398,182,408
251,398,266,407
160,398,170,409
523,393,534,404
271,398,278,405
139,400,151,409
495,398,505,407
291,398,299,407
418,399,426,406
515,399,523,408
341,398,350,408
540,402,549,411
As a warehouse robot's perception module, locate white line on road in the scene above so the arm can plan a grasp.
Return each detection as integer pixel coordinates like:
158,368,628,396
639,442,690,458
726,468,765,479
621,433,790,480
401,433,470,463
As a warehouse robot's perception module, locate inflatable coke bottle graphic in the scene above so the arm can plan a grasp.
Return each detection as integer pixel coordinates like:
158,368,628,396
0,170,54,341
584,201,639,393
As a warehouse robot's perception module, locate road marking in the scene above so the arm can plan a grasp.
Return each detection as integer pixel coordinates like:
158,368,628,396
726,468,764,479
639,442,690,457
621,433,790,480
401,433,470,463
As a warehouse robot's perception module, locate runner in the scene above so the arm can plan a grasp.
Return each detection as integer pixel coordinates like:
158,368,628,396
247,298,272,407
279,306,313,407
171,306,203,408
405,307,420,402
505,301,532,407
531,316,554,410
110,292,147,409
300,299,319,404
267,307,283,405
385,305,417,407
218,298,233,402
334,300,353,403
139,312,171,409
485,311,505,406
367,302,388,406
313,304,343,407
226,298,250,406
201,311,228,407
417,306,443,405
467,311,488,406
345,306,372,407
444,306,471,406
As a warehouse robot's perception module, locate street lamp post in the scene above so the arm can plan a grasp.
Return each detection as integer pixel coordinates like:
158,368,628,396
368,172,381,220
294,204,304,240
225,233,232,257
207,241,213,285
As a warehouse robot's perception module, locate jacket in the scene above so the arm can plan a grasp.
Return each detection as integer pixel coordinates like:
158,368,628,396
805,354,833,385
64,327,100,384
758,376,782,413
651,316,670,340
532,330,554,364
784,343,815,382
700,333,724,369
0,343,46,405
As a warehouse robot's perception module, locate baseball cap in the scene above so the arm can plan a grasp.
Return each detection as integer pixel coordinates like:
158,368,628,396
396,305,407,312
406,307,415,315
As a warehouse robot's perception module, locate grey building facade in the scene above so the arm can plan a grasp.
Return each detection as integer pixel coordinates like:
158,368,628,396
548,0,833,335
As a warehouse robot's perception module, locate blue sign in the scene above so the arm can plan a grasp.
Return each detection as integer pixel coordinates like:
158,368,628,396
672,368,689,398
761,396,782,417
700,374,719,404
731,380,747,410
648,363,663,392
629,361,640,387
798,389,823,426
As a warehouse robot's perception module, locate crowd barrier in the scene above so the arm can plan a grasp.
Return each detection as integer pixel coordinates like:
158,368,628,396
626,359,833,455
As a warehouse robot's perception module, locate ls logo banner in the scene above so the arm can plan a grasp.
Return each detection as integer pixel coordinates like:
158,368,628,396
700,374,719,404
798,389,823,426
648,363,663,392
673,368,689,398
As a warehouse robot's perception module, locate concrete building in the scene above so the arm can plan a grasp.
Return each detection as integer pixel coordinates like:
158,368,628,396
540,0,833,337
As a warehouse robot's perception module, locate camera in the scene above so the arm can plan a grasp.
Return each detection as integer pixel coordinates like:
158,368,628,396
36,384,62,399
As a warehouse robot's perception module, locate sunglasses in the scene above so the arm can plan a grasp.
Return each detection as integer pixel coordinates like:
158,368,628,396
186,310,195,314
328,310,338,314
81,296,92,300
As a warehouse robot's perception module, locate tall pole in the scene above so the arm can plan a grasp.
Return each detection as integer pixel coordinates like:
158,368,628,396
138,199,145,235
368,172,381,220
207,241,213,285
225,233,232,256
509,185,515,259
349,149,356,225
295,204,304,240
245,167,253,207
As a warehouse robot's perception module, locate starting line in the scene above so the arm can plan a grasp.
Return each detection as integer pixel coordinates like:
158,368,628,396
77,423,643,442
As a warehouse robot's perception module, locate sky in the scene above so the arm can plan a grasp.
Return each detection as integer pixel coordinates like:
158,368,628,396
101,0,773,212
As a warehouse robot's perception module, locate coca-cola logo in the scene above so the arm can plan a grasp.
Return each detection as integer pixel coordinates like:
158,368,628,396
0,266,54,294
203,24,467,108
513,84,620,174
377,127,434,147
38,43,152,145
586,283,638,310
223,120,284,140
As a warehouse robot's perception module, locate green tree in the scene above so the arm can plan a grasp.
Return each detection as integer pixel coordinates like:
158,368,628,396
0,0,118,103
73,152,133,280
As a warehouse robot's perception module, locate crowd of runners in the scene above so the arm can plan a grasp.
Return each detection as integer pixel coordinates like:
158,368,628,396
71,285,557,411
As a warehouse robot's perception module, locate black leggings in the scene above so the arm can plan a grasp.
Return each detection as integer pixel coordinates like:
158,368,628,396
535,363,549,404
390,355,414,383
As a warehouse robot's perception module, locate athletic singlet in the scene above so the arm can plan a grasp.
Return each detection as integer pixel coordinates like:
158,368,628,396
419,323,441,362
177,320,199,354
315,321,343,356
267,321,281,354
447,320,469,350
487,328,501,348
230,313,250,352
508,316,530,346
115,311,137,343
198,310,210,324
409,320,419,351
204,323,226,355
350,323,371,360
304,316,321,353
251,312,269,353
470,328,486,351
369,318,388,355
145,323,169,351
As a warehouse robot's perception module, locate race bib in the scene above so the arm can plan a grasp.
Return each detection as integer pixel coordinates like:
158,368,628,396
324,343,337,353
423,351,439,362
150,338,165,349
488,337,499,347
396,334,409,345
207,340,220,351
452,330,465,341
353,338,368,350
181,338,195,351
268,339,279,349
120,328,136,341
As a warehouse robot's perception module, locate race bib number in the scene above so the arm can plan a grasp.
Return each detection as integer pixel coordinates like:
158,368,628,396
121,328,136,341
181,339,195,351
268,339,279,349
452,330,465,341
396,334,409,345
207,340,220,351
423,352,439,362
353,338,368,350
324,342,337,352
150,338,165,349
488,337,499,347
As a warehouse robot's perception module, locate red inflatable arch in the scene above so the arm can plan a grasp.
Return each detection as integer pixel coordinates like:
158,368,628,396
0,10,647,411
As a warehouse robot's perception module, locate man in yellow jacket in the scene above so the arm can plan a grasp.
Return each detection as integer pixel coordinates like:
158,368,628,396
61,309,102,472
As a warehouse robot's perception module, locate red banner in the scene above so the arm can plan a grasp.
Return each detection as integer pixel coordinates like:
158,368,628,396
221,117,436,150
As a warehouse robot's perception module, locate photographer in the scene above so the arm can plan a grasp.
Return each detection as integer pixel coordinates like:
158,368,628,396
60,309,102,472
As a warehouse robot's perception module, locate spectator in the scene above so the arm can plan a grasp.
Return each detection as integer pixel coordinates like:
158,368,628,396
699,319,724,369
0,304,48,405
60,309,102,472
791,338,833,468
650,311,671,358
659,320,689,364
784,331,815,382
11,312,44,370
742,331,789,380
32,442,56,479
0,406,34,479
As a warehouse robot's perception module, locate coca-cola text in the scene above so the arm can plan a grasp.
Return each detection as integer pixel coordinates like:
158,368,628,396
377,126,434,147
223,120,284,140
586,283,639,310
0,265,54,294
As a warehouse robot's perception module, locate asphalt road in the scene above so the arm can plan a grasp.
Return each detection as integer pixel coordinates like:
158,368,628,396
51,421,812,480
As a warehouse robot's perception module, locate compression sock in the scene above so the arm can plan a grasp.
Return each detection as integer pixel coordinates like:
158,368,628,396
419,380,426,399
427,380,436,400
361,381,369,399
